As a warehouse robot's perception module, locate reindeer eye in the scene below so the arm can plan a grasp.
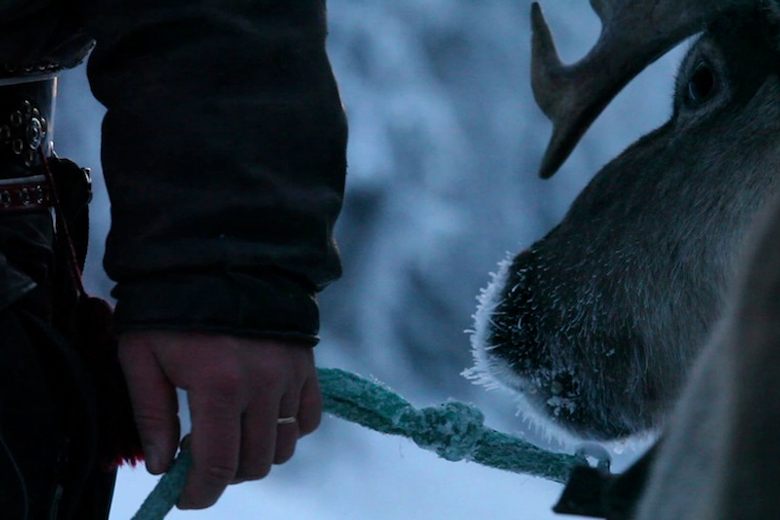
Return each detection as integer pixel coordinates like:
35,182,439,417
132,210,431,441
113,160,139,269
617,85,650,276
686,62,718,106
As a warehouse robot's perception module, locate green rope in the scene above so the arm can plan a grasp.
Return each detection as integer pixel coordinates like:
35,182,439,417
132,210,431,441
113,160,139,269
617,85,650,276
131,367,586,519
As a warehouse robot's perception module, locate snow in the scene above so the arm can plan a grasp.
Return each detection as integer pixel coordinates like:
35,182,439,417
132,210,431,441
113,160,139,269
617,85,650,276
51,1,690,518
110,419,564,520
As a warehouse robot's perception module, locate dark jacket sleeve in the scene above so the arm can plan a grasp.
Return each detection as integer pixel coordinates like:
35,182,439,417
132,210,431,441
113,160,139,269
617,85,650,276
81,1,348,344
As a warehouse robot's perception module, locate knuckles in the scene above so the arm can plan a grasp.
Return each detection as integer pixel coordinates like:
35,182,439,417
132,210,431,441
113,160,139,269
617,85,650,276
235,464,272,481
201,461,240,486
201,369,246,400
298,410,322,436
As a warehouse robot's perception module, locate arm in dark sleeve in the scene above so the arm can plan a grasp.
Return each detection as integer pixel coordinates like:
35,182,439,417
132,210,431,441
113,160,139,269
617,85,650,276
81,1,347,344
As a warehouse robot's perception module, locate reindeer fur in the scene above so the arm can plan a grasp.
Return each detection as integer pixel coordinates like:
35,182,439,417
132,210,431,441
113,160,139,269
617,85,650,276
469,5,780,517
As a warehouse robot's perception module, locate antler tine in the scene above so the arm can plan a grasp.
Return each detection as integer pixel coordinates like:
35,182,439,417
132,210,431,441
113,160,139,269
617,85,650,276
530,0,750,179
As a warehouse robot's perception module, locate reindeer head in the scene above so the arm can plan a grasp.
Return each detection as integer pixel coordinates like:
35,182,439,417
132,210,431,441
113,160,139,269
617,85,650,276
468,1,780,441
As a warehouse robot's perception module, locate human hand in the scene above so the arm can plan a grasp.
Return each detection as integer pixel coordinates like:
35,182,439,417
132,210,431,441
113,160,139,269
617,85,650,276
117,331,322,509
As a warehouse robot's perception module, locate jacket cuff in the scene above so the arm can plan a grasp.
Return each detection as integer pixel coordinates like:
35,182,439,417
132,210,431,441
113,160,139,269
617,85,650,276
111,270,320,346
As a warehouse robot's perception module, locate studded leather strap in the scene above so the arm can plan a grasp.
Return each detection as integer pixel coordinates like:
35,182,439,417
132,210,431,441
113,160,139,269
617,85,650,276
0,174,53,212
0,76,55,176
0,76,57,213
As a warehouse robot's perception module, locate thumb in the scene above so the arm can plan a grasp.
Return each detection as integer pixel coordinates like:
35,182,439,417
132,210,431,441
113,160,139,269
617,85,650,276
118,335,181,474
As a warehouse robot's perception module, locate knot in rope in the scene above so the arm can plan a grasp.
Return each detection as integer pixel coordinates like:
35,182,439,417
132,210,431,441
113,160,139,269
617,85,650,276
399,401,485,461
133,367,588,519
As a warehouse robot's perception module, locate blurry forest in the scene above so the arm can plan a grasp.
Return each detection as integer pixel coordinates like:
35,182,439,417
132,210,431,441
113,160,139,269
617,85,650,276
52,1,688,518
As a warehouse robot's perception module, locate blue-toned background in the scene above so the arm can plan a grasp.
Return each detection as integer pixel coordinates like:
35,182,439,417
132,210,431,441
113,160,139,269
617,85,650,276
54,2,687,518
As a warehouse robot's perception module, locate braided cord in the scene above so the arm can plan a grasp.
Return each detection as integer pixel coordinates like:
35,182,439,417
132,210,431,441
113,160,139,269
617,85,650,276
132,368,584,519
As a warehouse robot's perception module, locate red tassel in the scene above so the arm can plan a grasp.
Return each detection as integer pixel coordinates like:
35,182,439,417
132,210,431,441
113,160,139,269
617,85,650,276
76,295,144,469
41,150,144,468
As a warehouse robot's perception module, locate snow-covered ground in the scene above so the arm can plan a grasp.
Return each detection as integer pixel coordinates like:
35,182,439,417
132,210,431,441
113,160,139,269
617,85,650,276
110,416,565,519
54,1,690,518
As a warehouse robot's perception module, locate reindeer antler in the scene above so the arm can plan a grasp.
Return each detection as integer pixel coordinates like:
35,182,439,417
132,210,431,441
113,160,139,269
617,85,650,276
531,0,749,179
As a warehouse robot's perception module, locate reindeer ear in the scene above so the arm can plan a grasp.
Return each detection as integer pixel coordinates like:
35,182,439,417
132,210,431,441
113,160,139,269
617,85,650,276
530,1,748,179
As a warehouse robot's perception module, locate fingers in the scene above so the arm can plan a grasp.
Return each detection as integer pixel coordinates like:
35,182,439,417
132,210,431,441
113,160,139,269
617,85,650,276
120,332,322,511
181,387,300,502
298,375,322,437
179,388,242,509
273,393,300,465
234,389,302,481
118,339,180,474
234,397,279,482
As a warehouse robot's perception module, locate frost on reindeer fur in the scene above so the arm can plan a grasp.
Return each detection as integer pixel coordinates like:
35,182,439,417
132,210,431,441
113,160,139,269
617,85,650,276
462,256,582,445
463,256,655,450
462,255,515,390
